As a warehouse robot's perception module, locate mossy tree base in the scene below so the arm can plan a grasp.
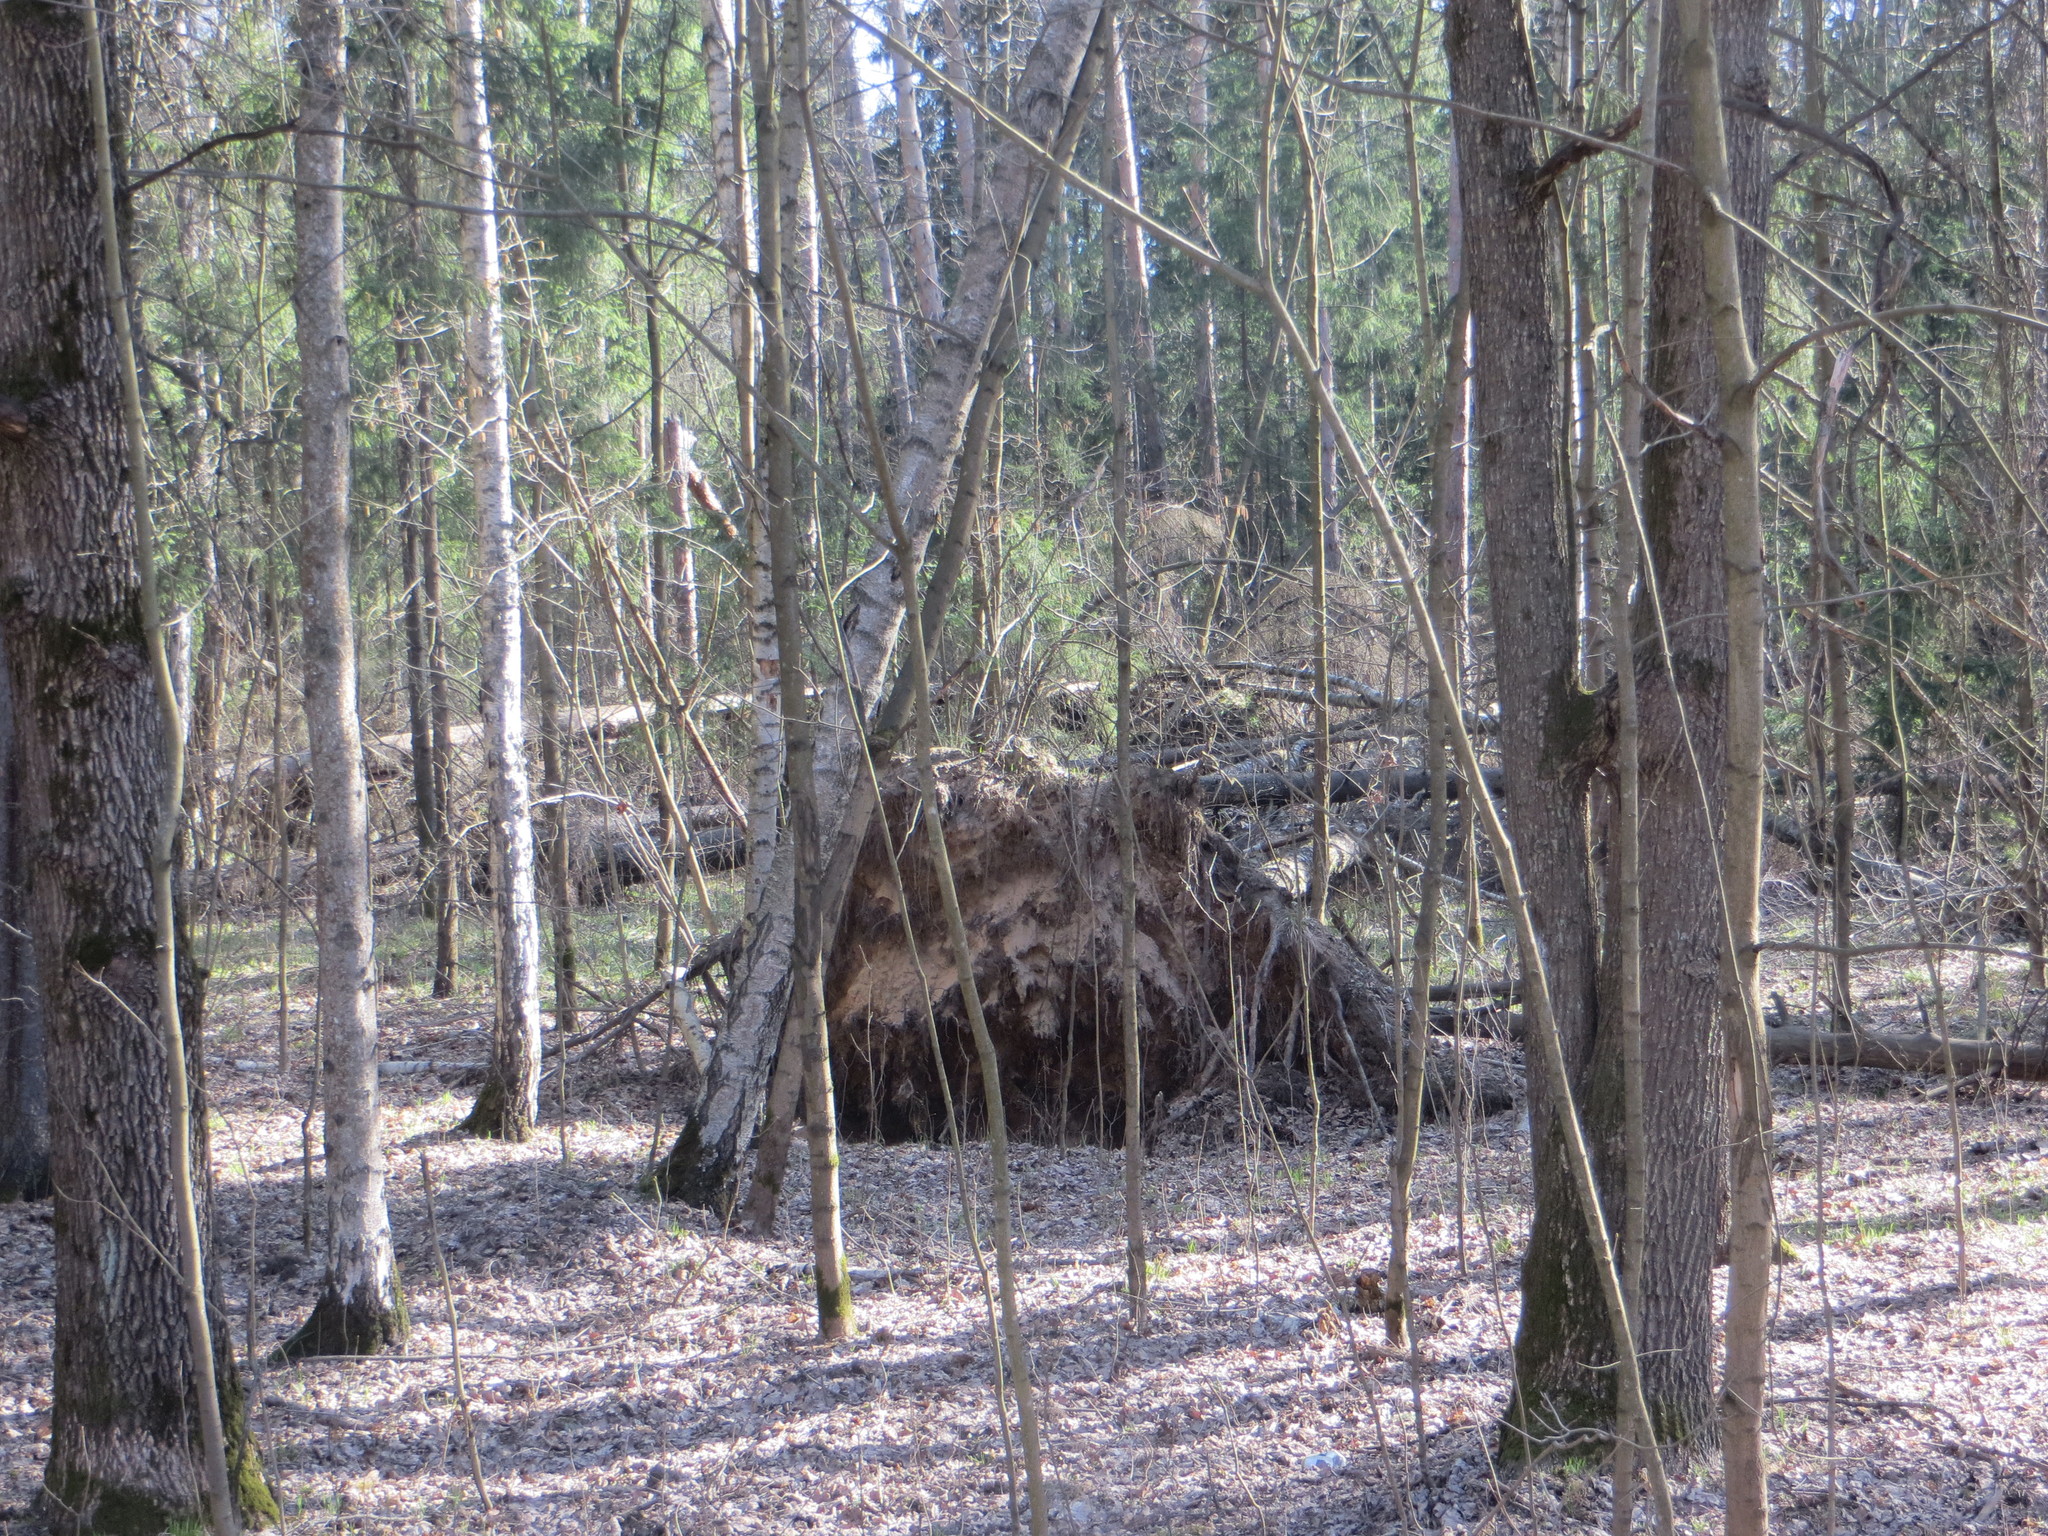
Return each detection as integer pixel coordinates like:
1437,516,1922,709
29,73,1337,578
816,1274,854,1341
457,1077,533,1141
271,1283,407,1363
40,1380,280,1534
641,1122,741,1214
1498,1384,1718,1466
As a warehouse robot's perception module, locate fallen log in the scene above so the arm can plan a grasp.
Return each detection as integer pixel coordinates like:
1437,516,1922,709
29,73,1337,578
1199,763,1505,808
1765,1026,2048,1082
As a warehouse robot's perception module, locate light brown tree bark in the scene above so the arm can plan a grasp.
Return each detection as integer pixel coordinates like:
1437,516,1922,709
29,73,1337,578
277,0,403,1358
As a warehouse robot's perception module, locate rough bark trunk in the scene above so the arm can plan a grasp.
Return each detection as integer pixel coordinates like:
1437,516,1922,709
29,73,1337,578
651,0,1109,1210
278,0,403,1358
0,638,48,1205
1449,0,1765,1452
0,1,274,1520
449,0,544,1140
1442,0,1605,1447
1627,0,1769,1448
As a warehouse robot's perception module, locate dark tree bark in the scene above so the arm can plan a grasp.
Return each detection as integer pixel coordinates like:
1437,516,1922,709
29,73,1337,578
1617,0,1771,1448
0,638,48,1204
1448,0,1772,1451
1442,0,1605,1450
0,0,275,1523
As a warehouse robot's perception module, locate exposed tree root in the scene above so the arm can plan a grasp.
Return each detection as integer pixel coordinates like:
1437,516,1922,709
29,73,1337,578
826,754,1405,1143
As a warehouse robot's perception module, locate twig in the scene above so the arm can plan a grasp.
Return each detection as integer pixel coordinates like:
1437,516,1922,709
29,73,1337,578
419,1152,493,1518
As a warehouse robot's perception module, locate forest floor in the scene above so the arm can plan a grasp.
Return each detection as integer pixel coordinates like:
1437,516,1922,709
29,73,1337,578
2,924,2048,1534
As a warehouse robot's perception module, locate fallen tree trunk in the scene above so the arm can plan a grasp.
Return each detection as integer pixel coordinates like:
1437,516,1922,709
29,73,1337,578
827,756,1403,1143
1198,763,1505,808
1765,1026,2048,1082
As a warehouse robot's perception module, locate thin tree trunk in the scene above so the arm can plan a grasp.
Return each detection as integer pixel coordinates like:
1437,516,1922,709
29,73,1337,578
0,1,274,1520
734,0,828,1241
936,0,978,219
765,0,850,1338
699,0,779,916
424,442,460,998
1610,2,1661,1523
536,559,578,1057
398,345,441,925
389,67,460,1000
826,155,1052,1518
1103,16,1165,494
1668,0,1773,1519
886,0,946,325
1389,243,1468,1349
1186,5,1223,514
1104,197,1146,1327
277,0,403,1357
831,17,915,418
449,0,544,1141
661,418,704,670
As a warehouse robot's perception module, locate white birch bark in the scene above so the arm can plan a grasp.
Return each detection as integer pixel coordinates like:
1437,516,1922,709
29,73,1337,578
276,0,401,1358
448,0,544,1140
1103,16,1164,488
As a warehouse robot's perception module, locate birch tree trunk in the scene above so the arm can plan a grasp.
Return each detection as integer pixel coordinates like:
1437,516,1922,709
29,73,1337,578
0,1,275,1521
448,0,544,1141
652,0,1108,1210
278,0,404,1357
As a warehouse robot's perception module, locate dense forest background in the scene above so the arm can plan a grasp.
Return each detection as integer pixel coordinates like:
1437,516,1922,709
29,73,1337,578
5,0,2048,1529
